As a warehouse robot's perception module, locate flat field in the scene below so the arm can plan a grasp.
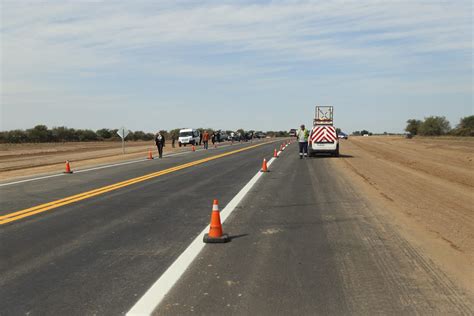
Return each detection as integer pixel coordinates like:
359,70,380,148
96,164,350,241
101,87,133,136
331,136,474,293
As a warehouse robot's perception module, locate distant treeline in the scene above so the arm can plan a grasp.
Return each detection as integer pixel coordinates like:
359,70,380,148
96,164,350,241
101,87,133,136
0,125,155,143
405,115,473,136
349,115,473,137
0,125,289,143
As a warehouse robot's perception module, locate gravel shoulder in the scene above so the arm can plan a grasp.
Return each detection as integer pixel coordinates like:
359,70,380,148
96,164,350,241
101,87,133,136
331,136,474,295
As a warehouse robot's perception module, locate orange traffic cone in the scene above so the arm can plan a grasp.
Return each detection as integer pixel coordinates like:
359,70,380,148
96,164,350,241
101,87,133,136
148,149,154,160
64,160,73,174
274,148,278,158
203,199,230,243
192,145,196,152
261,158,268,172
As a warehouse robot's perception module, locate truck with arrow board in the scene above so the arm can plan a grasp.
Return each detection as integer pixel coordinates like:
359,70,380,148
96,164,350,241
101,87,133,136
308,106,340,157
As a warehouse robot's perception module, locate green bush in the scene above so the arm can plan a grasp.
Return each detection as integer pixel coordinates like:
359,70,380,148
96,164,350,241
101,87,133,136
405,119,422,135
418,116,451,136
450,115,474,136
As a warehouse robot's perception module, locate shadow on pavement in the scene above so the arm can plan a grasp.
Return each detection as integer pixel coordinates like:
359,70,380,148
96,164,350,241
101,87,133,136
310,154,354,159
228,233,249,241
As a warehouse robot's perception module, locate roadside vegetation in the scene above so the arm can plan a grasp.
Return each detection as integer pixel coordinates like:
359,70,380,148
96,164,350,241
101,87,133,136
405,115,473,137
349,115,473,137
0,125,289,144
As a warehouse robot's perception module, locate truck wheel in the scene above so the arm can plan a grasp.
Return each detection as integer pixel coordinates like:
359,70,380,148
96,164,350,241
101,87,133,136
335,146,340,157
179,142,182,147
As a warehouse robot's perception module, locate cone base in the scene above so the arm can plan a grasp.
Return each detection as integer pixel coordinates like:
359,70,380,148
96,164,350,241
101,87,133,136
63,171,73,174
203,233,230,243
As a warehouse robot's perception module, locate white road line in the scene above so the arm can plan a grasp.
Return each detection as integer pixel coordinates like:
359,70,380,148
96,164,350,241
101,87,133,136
126,157,276,316
0,141,257,187
74,158,149,173
0,173,65,187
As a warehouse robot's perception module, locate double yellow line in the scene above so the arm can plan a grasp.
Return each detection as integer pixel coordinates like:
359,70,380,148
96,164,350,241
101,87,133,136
0,143,266,225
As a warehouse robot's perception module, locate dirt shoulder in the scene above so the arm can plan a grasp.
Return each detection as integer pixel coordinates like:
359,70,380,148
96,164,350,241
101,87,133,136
330,136,474,294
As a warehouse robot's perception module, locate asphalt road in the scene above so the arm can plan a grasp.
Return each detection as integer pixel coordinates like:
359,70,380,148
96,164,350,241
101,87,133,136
156,145,472,315
1,140,472,315
0,140,277,315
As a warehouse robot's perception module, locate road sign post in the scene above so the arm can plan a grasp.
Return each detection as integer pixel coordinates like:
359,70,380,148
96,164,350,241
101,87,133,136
116,126,130,154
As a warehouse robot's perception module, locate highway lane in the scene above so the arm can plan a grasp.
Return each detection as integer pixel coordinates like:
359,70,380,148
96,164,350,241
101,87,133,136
0,140,265,215
0,140,280,315
157,143,473,315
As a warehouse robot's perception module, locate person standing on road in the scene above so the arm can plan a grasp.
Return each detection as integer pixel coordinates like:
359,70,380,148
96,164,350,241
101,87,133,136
171,133,176,148
199,131,203,146
211,132,216,146
202,130,210,149
296,124,309,159
155,131,165,158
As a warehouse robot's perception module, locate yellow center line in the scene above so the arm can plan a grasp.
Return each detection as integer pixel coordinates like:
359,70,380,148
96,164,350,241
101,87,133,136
0,142,269,225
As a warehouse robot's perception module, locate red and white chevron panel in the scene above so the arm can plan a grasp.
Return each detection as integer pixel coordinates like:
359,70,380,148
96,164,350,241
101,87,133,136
311,126,337,143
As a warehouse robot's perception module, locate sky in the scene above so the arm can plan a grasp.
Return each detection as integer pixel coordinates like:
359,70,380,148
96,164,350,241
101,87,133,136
1,0,472,134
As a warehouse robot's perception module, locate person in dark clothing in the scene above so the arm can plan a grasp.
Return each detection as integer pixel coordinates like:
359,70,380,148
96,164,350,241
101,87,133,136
211,132,216,145
171,134,176,148
155,131,165,158
199,132,203,146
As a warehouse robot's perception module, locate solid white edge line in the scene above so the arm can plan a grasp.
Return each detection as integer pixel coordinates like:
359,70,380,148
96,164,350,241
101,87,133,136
126,157,276,316
74,158,149,173
0,173,65,187
0,141,262,187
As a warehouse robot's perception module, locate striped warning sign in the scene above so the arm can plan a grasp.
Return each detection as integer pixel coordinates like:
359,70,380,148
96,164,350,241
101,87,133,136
310,126,337,143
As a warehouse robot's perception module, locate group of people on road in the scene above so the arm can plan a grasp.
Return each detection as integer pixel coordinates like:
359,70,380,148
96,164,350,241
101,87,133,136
154,130,214,158
156,126,310,160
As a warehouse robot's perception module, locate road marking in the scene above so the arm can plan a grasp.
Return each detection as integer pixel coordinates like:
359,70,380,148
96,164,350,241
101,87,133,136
126,157,276,316
0,142,270,225
0,141,259,187
0,173,65,187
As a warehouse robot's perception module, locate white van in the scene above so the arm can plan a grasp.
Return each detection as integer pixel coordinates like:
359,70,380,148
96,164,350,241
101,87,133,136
178,128,200,147
308,125,339,157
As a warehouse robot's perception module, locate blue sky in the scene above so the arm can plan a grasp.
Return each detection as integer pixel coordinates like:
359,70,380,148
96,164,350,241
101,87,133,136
1,0,472,133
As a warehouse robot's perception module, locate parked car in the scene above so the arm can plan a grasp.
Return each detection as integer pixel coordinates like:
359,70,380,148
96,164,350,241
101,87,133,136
338,132,348,139
289,129,297,137
243,131,254,141
214,131,227,142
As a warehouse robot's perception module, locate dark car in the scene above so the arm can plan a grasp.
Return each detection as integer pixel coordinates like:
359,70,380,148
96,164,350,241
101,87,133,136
289,129,297,137
338,132,348,140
